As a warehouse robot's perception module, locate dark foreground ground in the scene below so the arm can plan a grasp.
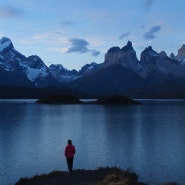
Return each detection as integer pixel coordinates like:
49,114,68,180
15,167,178,185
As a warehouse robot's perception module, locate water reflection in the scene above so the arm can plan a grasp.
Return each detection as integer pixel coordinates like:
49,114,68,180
0,100,185,185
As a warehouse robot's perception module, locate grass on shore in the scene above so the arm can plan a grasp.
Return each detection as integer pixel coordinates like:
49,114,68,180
15,167,179,185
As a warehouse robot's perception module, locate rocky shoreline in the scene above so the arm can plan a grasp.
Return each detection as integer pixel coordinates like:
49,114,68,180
14,167,178,185
15,167,146,185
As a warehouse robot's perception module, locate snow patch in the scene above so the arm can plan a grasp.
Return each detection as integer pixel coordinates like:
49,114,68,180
149,51,158,57
4,66,14,72
61,75,81,81
0,37,12,52
16,58,22,62
181,58,185,65
20,63,49,82
87,66,94,70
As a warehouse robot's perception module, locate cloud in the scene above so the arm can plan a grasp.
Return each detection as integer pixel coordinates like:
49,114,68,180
144,25,161,40
61,20,74,27
67,38,89,53
19,32,69,51
91,50,100,56
119,32,130,40
67,38,100,56
0,5,23,18
144,0,154,10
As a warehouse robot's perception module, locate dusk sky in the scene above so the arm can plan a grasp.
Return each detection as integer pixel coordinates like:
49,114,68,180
0,0,185,70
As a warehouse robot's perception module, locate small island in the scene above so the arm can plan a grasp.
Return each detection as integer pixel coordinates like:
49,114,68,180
36,94,140,105
94,95,140,105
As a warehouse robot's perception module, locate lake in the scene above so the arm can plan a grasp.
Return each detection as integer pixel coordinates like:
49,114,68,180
0,99,185,185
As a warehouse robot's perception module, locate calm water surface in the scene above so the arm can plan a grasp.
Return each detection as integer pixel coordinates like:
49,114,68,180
0,99,185,185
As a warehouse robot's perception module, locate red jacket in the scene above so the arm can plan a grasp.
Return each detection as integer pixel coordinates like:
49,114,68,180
65,144,75,158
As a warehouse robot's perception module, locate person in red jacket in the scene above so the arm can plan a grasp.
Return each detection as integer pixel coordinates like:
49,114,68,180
64,139,76,172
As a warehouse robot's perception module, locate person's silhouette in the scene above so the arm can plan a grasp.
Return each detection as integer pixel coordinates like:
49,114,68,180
64,139,75,172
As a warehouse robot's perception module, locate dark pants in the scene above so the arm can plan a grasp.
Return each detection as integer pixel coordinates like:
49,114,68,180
66,157,74,172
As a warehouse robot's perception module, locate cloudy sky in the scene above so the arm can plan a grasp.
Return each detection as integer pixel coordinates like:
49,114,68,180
0,0,185,70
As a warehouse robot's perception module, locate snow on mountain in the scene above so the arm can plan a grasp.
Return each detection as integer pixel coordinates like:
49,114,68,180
1,36,185,97
20,61,48,82
0,37,58,87
0,55,4,60
78,62,100,75
49,64,79,83
26,67,47,82
24,56,49,82
139,45,185,79
0,37,14,52
49,62,101,83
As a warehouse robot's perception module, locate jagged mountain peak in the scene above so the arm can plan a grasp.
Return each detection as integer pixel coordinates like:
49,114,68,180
143,46,153,52
0,37,13,45
178,44,185,57
104,41,139,71
107,41,134,53
27,55,46,69
174,44,185,63
159,51,167,58
28,55,42,61
107,46,120,53
49,64,66,71
121,41,133,51
48,63,79,83
170,53,175,59
79,62,99,75
0,37,14,52
142,46,158,57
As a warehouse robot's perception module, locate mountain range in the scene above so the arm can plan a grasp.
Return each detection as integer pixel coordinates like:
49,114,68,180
1,37,185,98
